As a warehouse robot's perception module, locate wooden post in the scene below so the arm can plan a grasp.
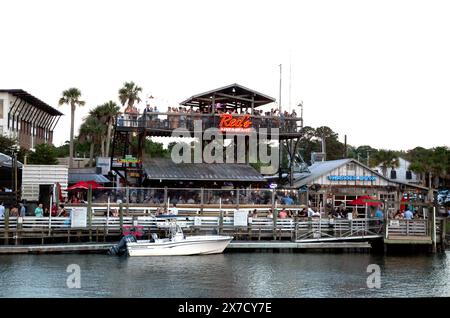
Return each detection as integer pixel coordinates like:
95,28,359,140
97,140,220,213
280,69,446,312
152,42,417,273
431,206,437,253
271,190,276,240
4,209,9,245
88,184,93,242
119,202,124,234
126,187,130,216
163,187,168,211
219,207,224,235
200,187,204,215
440,218,447,251
236,189,240,209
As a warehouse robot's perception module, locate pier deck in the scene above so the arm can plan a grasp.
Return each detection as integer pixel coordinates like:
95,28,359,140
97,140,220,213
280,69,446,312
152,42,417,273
0,241,371,254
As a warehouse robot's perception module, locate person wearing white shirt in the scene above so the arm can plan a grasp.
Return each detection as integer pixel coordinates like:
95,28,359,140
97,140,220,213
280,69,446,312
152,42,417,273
0,202,5,218
170,204,178,216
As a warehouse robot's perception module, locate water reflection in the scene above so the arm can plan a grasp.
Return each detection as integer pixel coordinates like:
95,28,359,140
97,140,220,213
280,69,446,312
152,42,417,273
0,252,448,298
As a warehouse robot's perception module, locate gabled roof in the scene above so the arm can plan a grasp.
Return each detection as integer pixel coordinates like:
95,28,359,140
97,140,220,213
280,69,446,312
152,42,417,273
293,158,430,191
0,152,23,168
0,89,63,116
68,168,110,183
180,83,276,108
143,158,266,182
293,159,352,187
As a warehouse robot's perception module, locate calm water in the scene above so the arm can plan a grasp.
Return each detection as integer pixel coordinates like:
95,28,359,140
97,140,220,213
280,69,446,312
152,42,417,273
0,252,449,298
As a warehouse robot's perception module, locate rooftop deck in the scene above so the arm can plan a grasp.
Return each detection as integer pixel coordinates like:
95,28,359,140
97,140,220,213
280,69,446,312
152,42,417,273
115,112,303,139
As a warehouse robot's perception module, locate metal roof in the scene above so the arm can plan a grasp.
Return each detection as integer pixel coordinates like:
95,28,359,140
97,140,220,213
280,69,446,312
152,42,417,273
68,168,110,183
0,89,63,116
180,83,276,108
0,152,23,168
293,158,430,191
143,158,266,182
293,159,352,187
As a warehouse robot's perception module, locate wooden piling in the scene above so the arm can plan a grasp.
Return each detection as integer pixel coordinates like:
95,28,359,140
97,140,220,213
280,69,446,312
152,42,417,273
119,203,124,233
88,185,93,242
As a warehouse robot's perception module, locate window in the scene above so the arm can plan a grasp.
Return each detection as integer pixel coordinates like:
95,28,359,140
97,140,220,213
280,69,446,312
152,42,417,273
346,163,356,171
406,170,412,180
390,170,397,179
0,99,3,119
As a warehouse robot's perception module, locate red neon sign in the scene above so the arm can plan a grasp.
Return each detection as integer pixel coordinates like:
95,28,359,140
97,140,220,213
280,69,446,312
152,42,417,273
219,114,252,132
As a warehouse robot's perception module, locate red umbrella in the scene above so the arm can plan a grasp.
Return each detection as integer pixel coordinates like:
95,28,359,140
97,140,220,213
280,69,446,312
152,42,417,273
348,195,382,206
67,180,103,191
67,181,90,191
85,180,104,190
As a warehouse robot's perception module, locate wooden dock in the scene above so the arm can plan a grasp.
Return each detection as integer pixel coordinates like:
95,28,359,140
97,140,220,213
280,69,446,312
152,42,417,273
0,243,114,254
228,241,371,250
0,241,371,254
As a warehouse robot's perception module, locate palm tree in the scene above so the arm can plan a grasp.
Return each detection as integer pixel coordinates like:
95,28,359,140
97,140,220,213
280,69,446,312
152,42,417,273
118,81,142,113
100,101,120,157
79,116,104,167
59,88,85,168
372,149,399,177
88,102,120,157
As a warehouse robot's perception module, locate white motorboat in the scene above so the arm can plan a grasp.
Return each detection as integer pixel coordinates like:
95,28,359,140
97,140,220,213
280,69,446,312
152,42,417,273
126,223,233,257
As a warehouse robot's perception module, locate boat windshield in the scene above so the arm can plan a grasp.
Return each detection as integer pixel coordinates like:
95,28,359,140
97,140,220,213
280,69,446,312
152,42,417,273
168,220,184,239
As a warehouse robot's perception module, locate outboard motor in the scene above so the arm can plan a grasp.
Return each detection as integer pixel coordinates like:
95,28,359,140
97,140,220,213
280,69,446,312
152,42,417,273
108,234,137,256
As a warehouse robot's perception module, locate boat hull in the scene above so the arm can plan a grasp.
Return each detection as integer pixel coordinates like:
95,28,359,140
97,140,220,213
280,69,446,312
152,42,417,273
126,235,233,256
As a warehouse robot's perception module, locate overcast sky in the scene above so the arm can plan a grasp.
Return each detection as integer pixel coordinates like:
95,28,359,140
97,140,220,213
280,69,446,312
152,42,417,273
1,0,449,150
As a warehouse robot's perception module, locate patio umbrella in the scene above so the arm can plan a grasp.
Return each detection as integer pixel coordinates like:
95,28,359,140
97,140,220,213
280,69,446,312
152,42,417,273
348,195,382,206
67,181,90,191
85,180,104,190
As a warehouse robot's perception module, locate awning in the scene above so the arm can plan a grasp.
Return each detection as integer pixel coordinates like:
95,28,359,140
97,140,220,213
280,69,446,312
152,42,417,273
143,158,266,182
68,173,110,184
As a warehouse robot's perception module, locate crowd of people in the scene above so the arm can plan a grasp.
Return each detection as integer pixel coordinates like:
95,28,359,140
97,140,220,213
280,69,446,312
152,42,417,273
117,103,301,132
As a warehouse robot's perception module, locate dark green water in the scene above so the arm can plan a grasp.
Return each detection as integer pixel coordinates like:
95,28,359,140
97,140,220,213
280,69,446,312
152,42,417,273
0,252,449,297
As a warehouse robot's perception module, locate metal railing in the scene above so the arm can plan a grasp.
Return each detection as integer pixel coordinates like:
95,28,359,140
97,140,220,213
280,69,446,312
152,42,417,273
116,112,302,134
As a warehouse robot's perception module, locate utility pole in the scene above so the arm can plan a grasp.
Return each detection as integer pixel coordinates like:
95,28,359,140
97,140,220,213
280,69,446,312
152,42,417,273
279,64,282,113
278,64,283,180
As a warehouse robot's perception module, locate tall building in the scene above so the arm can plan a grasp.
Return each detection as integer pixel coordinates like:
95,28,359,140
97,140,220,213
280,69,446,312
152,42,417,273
0,89,62,149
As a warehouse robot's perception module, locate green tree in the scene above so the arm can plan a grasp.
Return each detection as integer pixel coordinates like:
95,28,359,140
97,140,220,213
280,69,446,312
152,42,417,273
59,88,85,168
101,101,121,157
79,115,105,167
55,141,70,157
0,135,28,162
314,126,346,161
28,143,58,165
372,149,399,177
118,81,142,113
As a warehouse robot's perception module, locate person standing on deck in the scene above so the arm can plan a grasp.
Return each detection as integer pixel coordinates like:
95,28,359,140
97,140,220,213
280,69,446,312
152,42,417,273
404,208,414,220
19,202,26,217
0,202,5,218
34,203,44,217
374,208,384,219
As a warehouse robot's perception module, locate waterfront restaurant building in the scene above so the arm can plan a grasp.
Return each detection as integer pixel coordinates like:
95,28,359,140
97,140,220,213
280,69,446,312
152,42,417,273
0,89,63,149
293,158,429,217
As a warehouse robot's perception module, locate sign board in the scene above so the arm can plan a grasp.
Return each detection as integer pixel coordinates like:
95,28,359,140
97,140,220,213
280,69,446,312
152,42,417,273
234,210,248,227
194,217,202,226
328,175,376,181
71,207,87,228
389,220,400,227
219,114,252,132
96,157,111,175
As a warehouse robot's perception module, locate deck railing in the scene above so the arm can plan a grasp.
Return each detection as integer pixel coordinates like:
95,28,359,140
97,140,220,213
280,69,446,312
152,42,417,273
386,219,429,237
116,112,302,134
0,216,384,242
